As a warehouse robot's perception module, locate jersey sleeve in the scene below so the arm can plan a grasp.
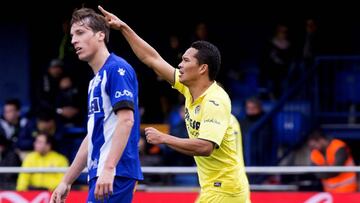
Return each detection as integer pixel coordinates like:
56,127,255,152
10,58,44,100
172,69,189,96
106,63,136,113
198,98,231,146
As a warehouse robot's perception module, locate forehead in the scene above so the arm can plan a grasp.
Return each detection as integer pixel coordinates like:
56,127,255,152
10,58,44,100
70,21,92,34
36,135,46,141
183,48,198,59
4,104,16,109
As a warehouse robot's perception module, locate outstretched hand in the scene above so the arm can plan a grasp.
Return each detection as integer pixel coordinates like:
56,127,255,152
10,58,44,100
98,5,125,30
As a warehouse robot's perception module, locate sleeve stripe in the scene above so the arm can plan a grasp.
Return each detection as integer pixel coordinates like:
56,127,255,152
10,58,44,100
113,100,134,113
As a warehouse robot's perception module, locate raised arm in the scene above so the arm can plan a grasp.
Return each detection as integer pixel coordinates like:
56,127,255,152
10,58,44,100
98,6,176,85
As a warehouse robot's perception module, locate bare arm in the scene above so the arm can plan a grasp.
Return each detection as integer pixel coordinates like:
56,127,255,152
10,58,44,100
94,109,134,200
98,6,176,85
145,127,214,156
50,135,88,203
104,109,134,170
63,135,88,185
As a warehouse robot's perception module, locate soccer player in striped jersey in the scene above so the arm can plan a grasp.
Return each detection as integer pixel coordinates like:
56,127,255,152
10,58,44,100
50,8,143,203
99,6,250,203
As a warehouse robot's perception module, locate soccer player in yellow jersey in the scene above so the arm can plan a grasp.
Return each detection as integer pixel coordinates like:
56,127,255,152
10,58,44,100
99,6,250,203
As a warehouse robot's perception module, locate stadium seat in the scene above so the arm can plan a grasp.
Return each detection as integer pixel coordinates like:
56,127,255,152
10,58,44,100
273,111,308,146
335,71,360,103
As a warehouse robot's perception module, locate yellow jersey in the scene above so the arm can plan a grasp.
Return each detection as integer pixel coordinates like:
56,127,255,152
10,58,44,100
230,114,246,168
173,69,249,195
16,151,69,191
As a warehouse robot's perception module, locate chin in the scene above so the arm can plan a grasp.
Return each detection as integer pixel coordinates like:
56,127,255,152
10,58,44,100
78,54,90,62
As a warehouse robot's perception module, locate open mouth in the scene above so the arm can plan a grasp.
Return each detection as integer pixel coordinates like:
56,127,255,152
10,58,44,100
75,47,82,54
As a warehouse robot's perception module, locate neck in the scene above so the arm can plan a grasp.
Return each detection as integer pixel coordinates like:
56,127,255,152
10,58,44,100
89,46,110,74
188,79,214,102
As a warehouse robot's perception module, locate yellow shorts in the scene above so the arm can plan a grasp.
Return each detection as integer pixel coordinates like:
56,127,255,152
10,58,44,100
195,191,251,203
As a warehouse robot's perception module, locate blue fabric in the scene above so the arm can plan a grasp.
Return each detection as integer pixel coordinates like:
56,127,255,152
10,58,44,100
87,176,136,203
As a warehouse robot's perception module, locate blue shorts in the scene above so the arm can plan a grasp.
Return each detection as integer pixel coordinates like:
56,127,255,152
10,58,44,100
87,176,136,203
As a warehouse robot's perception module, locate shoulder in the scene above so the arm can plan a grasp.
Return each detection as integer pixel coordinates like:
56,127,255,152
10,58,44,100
23,152,38,160
51,152,69,162
331,139,346,147
105,54,135,76
205,84,231,109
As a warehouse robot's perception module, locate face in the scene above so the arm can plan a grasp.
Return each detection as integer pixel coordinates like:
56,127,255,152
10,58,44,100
178,48,202,85
308,139,322,150
245,101,261,116
170,36,179,49
34,135,50,155
60,77,72,90
4,104,19,124
195,23,208,40
48,66,63,78
70,21,103,62
306,19,317,33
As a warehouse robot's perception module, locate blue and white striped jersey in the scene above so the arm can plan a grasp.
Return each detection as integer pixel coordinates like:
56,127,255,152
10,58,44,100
87,53,143,181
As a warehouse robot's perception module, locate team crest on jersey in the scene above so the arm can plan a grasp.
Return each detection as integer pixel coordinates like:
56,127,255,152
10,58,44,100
89,97,100,115
118,68,125,76
194,105,201,114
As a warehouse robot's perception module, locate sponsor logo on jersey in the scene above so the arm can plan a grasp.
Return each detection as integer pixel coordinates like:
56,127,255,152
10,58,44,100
115,89,133,98
209,100,219,106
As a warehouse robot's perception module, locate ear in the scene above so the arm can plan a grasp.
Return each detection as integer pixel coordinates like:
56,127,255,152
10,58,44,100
97,31,106,42
199,64,208,75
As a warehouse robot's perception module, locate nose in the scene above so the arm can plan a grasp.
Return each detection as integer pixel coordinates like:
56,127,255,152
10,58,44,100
71,36,77,45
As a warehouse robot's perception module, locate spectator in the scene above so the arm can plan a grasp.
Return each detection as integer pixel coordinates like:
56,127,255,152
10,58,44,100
240,97,273,167
16,133,68,191
0,98,28,147
308,129,358,193
191,22,209,42
17,109,63,152
260,23,294,99
303,18,320,68
37,58,64,110
0,134,21,190
55,75,83,127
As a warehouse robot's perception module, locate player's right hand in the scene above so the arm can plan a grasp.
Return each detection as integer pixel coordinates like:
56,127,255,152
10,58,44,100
50,182,71,203
98,5,126,30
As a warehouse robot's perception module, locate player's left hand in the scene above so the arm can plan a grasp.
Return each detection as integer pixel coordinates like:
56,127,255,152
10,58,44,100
145,127,166,144
94,168,114,201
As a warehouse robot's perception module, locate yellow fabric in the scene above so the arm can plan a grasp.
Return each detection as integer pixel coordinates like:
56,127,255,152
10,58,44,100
230,114,245,167
195,189,251,203
16,151,69,191
173,69,249,196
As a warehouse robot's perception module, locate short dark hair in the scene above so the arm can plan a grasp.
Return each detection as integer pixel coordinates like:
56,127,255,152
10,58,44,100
5,98,21,110
308,128,326,141
49,58,64,68
36,132,54,147
70,7,110,43
191,41,221,81
246,97,262,108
